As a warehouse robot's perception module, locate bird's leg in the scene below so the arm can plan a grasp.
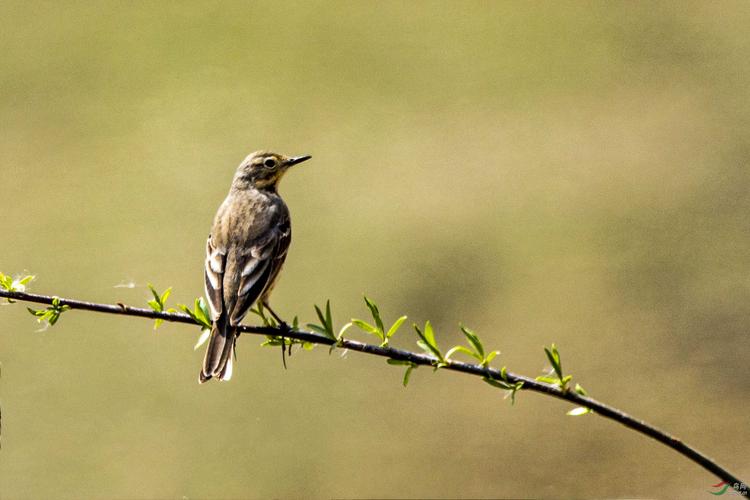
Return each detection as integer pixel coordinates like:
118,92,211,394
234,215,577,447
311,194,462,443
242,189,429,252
263,302,288,330
263,302,290,369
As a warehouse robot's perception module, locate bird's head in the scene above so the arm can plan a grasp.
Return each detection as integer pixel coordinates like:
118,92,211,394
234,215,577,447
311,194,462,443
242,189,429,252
233,151,311,190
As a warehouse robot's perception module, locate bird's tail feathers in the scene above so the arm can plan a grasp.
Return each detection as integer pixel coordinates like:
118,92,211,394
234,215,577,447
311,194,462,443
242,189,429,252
199,316,236,383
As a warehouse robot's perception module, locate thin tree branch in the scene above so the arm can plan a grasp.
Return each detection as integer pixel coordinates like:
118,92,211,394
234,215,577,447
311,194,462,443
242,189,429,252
1,288,747,495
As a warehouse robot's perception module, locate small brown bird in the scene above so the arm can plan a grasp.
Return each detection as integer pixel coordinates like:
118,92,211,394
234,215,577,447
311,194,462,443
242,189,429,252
200,151,311,383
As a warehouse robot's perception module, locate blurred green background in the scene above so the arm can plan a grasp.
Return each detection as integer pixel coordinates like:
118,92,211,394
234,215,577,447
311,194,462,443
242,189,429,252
1,1,748,498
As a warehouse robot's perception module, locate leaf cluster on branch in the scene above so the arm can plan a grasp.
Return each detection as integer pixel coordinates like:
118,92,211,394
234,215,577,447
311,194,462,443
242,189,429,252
0,271,746,496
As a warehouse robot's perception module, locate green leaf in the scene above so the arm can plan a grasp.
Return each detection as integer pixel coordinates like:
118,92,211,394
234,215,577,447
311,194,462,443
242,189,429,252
509,382,524,405
260,335,284,347
388,359,417,386
414,322,443,362
146,284,172,318
148,283,161,304
198,297,212,323
18,275,34,286
445,345,481,362
403,364,415,386
543,346,555,367
325,300,333,332
386,315,407,339
0,274,35,294
460,324,484,359
535,375,559,384
485,350,500,365
352,319,381,338
314,304,325,326
364,296,385,334
26,297,70,327
310,301,336,340
386,359,412,366
337,321,353,340
179,299,212,330
307,324,327,335
551,343,561,362
567,406,592,416
196,302,211,328
574,383,588,396
193,298,211,327
423,321,436,347
483,376,513,390
160,287,172,305
544,344,564,380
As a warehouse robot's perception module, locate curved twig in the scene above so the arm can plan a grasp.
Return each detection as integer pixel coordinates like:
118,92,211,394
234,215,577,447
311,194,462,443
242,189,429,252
1,288,746,495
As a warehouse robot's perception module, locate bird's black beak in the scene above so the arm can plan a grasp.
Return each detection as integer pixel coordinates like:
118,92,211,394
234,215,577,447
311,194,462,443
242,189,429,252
286,155,312,167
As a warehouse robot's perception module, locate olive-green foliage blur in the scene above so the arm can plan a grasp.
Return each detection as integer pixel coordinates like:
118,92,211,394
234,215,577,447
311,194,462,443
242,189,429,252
1,1,748,498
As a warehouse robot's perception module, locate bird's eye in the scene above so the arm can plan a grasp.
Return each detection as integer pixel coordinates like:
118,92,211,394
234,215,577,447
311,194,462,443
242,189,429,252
263,157,277,169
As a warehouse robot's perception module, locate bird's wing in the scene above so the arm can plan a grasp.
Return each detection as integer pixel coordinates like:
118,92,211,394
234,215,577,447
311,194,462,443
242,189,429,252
229,219,290,325
259,214,291,304
204,235,226,321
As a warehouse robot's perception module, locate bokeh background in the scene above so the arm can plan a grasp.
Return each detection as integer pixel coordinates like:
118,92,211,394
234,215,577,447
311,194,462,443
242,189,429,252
1,1,748,498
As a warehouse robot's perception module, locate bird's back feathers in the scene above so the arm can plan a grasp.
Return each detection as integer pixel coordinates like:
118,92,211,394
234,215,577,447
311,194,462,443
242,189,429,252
200,188,291,383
